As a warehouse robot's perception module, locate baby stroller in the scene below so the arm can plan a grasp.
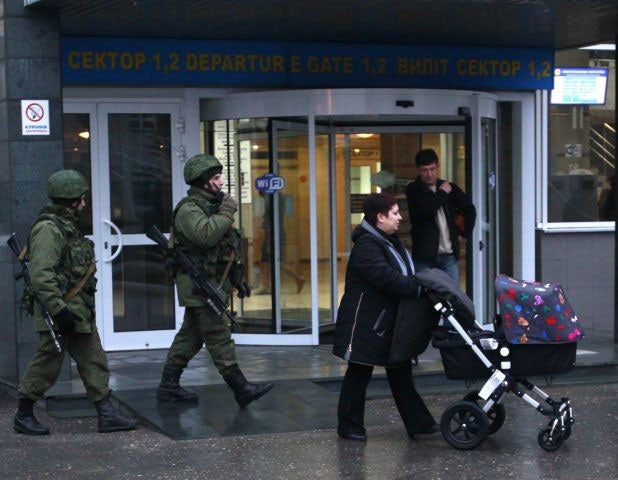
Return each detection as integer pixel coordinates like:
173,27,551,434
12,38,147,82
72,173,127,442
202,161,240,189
419,271,583,452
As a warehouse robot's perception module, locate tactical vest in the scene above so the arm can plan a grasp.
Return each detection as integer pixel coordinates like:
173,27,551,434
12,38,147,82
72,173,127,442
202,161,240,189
172,193,242,282
22,208,97,315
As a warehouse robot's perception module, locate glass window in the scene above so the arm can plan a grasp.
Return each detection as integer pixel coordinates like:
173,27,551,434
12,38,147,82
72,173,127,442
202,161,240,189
548,46,616,223
108,113,173,233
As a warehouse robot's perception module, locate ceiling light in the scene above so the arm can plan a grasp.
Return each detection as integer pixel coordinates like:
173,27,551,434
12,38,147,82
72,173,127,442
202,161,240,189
356,133,374,139
252,144,259,150
78,131,90,139
579,43,615,51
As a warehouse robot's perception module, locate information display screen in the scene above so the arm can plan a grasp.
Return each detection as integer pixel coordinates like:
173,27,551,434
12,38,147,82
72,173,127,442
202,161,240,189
550,67,609,105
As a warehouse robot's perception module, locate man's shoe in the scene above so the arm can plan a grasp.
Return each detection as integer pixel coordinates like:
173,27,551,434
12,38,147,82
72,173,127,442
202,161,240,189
338,431,367,441
157,364,199,403
13,398,49,436
222,367,274,408
94,396,139,433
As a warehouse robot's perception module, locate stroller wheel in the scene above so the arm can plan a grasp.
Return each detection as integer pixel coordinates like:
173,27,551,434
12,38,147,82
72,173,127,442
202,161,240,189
463,390,506,435
538,426,564,452
440,401,489,450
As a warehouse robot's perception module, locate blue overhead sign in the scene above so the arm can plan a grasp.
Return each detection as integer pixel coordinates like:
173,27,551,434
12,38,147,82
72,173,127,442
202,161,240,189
61,37,554,90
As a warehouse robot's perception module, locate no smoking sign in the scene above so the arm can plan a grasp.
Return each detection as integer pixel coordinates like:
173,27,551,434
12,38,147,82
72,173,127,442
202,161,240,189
21,99,50,135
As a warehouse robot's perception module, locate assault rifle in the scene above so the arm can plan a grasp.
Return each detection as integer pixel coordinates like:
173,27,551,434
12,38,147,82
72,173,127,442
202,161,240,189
146,225,237,327
7,233,62,353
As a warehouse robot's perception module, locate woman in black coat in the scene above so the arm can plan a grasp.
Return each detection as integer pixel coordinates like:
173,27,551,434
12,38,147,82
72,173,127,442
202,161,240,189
333,193,439,441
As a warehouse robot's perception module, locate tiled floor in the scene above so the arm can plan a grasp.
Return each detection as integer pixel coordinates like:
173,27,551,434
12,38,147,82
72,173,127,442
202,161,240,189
49,331,618,396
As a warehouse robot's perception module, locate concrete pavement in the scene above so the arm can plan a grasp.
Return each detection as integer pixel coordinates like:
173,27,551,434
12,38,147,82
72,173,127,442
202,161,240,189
2,381,617,480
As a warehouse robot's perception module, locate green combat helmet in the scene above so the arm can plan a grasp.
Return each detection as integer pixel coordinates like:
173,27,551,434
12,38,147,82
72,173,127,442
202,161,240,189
47,169,90,199
183,154,223,185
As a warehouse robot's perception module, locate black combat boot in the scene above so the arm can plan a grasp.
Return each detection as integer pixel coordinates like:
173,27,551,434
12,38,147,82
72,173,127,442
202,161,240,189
14,398,50,436
156,364,199,403
222,367,274,408
94,395,139,433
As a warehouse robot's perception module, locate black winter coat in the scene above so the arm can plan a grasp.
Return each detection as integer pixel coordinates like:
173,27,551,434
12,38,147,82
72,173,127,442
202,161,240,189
405,177,476,262
332,220,422,366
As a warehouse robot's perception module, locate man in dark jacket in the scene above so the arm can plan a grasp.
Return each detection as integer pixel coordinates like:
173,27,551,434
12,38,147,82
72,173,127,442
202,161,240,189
405,148,476,284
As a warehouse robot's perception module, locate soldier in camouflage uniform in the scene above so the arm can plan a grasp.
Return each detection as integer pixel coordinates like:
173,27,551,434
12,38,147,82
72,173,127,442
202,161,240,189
14,170,138,435
156,154,274,407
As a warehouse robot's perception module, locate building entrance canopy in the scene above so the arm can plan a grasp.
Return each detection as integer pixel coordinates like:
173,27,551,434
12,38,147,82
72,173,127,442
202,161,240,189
27,1,618,51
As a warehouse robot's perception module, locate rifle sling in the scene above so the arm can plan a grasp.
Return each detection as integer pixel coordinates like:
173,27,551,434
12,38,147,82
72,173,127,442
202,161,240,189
63,263,95,303
219,258,234,289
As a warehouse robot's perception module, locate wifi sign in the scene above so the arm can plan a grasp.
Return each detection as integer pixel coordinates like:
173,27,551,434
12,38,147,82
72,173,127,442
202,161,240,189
255,173,285,193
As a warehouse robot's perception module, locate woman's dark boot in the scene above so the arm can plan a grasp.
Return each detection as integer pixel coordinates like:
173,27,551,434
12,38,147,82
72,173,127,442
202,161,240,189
94,395,139,433
14,398,50,436
222,367,274,408
156,364,199,403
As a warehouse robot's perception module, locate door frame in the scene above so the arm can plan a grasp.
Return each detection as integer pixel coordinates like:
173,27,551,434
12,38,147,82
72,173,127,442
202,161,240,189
64,100,185,351
200,89,506,344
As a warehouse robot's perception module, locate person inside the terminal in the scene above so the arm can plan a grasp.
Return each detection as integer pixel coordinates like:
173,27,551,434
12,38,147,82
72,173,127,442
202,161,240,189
405,148,476,285
253,191,305,295
332,193,439,441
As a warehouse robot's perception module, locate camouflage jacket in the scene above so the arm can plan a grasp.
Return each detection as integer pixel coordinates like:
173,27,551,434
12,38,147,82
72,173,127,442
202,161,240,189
28,205,97,333
173,187,242,307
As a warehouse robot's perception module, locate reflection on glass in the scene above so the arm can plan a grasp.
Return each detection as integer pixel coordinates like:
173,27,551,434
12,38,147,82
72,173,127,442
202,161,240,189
316,133,333,326
338,131,468,296
113,245,175,333
108,114,173,233
62,113,93,235
548,48,616,223
277,132,311,333
212,119,275,334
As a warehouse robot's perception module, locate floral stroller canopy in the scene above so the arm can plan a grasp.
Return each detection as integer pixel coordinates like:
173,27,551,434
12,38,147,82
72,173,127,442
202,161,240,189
495,274,584,345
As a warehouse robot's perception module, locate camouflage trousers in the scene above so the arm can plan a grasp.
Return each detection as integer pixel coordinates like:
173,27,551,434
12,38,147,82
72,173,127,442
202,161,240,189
18,330,111,403
165,307,238,375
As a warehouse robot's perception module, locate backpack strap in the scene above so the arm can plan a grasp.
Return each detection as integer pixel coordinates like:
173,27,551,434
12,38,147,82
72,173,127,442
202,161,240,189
62,262,96,303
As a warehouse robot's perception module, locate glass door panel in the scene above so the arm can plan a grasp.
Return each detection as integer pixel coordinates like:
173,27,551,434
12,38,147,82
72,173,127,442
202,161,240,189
274,127,312,333
482,118,498,322
98,104,182,350
107,114,173,233
207,118,331,343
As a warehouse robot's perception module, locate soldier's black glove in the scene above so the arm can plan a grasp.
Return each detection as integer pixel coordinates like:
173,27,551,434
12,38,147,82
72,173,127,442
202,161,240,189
236,281,251,299
54,307,81,334
214,190,225,203
219,193,238,219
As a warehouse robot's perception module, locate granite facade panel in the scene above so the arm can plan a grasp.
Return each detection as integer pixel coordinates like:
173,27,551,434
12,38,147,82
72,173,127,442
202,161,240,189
5,58,61,99
4,15,59,59
539,231,615,337
11,140,63,181
0,60,6,98
0,142,10,181
1,0,65,386
12,184,49,224
0,100,7,142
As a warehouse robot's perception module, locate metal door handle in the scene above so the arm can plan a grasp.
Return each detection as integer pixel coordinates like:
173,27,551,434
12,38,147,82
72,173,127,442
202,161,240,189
102,219,123,262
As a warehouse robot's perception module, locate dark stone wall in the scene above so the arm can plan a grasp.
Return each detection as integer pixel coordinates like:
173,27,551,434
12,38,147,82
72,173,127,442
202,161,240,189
537,232,615,338
0,0,65,385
